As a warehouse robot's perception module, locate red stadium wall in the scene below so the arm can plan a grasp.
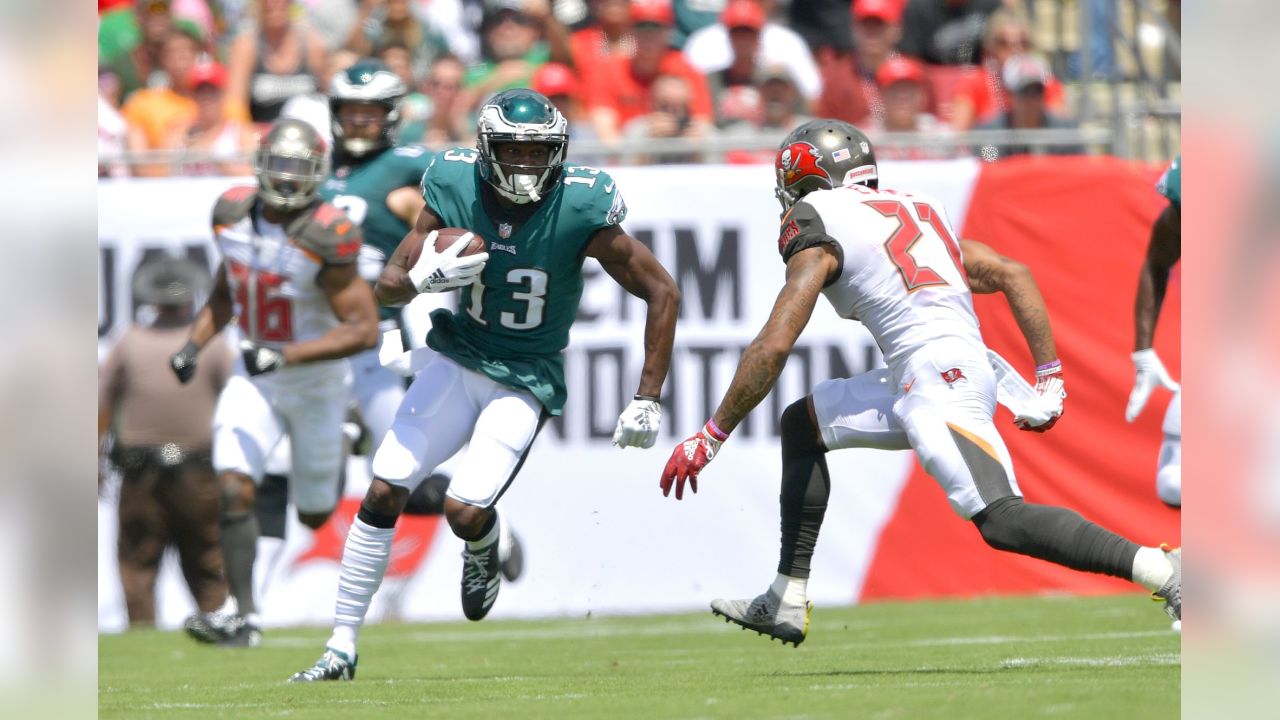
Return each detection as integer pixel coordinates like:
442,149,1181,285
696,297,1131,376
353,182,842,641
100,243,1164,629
861,156,1182,601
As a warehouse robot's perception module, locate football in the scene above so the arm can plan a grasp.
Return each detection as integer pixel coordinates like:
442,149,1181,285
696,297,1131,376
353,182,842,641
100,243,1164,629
408,227,487,266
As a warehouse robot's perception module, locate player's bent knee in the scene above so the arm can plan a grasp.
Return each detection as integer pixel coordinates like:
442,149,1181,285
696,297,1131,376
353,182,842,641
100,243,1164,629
296,510,332,530
361,478,410,521
444,497,490,539
780,396,824,458
972,496,1031,552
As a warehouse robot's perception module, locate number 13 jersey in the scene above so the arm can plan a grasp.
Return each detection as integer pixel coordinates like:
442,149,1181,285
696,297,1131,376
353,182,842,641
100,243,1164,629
418,147,626,416
778,185,984,374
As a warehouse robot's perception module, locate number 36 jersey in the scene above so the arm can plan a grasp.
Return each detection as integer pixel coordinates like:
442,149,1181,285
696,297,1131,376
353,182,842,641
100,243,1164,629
778,185,983,374
419,147,627,416
211,186,363,350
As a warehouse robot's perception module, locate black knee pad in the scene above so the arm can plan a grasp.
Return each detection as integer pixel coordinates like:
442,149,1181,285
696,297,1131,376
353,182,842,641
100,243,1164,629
780,397,823,460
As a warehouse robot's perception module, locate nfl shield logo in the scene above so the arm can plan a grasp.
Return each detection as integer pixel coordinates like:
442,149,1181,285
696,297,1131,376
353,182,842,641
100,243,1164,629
498,223,512,239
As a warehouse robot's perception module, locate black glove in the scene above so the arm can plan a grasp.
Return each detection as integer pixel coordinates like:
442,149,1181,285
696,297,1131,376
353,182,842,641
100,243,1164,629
241,342,287,376
170,341,200,384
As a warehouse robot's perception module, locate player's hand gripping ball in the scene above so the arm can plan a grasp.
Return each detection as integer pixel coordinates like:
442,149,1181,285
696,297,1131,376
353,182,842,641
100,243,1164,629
407,228,490,293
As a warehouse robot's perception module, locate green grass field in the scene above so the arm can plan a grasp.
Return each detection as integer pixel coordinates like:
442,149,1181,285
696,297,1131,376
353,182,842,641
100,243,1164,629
99,594,1179,719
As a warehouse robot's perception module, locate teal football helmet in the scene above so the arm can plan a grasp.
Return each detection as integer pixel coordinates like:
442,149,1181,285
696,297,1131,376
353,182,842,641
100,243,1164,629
329,58,407,157
476,88,569,205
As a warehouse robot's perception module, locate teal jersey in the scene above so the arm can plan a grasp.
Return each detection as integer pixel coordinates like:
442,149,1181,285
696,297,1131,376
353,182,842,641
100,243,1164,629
420,147,627,414
1157,154,1181,210
320,145,433,320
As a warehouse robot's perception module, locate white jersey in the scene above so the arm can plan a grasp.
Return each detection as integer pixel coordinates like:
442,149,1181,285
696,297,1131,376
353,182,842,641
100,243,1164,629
779,185,984,374
211,186,363,351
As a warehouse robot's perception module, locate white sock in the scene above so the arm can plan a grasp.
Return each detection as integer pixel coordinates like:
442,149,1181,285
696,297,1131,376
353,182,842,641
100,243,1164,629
1131,546,1173,592
466,513,500,552
327,517,395,657
216,595,237,616
770,573,808,607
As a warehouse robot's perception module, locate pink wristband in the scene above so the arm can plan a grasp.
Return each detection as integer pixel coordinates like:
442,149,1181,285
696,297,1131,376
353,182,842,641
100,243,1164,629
1035,359,1062,374
704,419,730,442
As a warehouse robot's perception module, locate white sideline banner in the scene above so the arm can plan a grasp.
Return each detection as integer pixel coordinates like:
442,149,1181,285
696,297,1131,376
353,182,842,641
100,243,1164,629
97,159,981,631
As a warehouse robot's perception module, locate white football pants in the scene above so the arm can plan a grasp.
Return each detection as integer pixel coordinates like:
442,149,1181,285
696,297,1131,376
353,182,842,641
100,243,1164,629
812,338,1022,519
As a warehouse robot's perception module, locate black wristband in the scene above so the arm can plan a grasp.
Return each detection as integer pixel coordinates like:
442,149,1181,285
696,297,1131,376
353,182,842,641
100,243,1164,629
634,394,659,402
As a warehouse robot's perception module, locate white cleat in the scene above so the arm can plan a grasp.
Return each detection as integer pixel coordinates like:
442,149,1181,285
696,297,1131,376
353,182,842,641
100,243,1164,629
1153,545,1181,623
711,590,811,647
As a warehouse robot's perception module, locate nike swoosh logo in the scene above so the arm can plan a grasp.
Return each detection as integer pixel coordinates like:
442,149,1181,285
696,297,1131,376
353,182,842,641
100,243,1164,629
604,182,614,193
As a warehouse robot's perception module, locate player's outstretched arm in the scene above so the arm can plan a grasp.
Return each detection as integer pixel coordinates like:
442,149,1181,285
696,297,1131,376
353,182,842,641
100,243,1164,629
587,225,680,399
1134,204,1181,353
962,239,1058,367
659,245,836,499
963,239,1068,432
1125,204,1181,421
712,246,837,433
376,206,444,307
280,263,380,365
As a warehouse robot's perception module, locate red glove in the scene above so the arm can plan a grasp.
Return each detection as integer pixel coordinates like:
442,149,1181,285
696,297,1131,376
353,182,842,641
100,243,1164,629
660,421,728,500
1016,360,1066,433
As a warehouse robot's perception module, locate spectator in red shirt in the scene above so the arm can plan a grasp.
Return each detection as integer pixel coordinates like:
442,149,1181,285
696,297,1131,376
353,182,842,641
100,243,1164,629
531,61,602,160
949,9,1066,129
870,55,956,160
815,0,903,126
585,1,713,143
707,0,766,127
620,73,710,164
569,0,637,86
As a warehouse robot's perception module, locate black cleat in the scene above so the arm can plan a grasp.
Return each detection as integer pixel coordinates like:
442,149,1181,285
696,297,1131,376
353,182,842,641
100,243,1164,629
460,540,501,621
183,608,237,644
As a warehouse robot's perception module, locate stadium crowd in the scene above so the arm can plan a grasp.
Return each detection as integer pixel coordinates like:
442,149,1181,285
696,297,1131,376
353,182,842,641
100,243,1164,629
99,0,1092,176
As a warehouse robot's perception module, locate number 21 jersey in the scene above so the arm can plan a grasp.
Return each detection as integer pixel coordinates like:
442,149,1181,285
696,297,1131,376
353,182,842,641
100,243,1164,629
778,185,983,373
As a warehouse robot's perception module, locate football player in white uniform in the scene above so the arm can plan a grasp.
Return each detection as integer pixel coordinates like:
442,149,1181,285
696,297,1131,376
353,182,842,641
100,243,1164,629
659,119,1181,645
171,119,379,646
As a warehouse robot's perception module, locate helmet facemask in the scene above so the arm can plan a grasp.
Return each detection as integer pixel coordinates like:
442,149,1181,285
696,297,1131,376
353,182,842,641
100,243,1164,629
328,60,407,158
254,120,329,211
476,90,569,204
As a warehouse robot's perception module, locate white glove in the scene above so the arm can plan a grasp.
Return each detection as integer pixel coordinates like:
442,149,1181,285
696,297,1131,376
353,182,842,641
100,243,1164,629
407,231,489,293
1126,349,1179,422
989,350,1062,431
612,396,662,449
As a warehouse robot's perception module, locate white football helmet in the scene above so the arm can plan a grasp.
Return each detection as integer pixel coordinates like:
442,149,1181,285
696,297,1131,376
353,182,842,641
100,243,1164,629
476,88,568,205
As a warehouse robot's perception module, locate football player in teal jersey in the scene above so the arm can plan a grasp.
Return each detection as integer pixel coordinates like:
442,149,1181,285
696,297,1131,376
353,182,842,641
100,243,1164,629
290,88,680,682
327,57,535,582
1128,154,1181,507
